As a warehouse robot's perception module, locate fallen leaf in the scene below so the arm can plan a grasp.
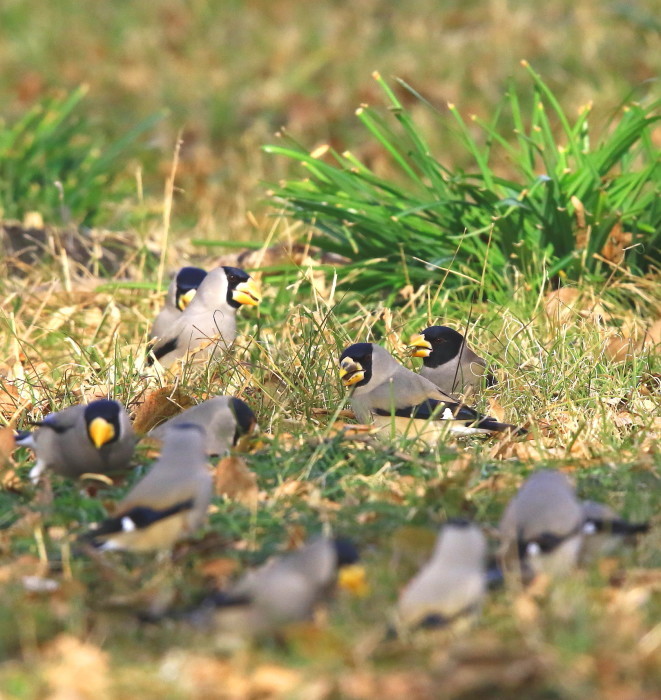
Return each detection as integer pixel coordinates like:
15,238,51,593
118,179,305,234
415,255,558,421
132,386,195,434
43,634,110,700
572,195,589,249
0,380,22,420
251,664,302,697
0,425,16,467
543,287,582,323
215,456,259,507
198,557,239,586
601,222,632,265
487,398,506,423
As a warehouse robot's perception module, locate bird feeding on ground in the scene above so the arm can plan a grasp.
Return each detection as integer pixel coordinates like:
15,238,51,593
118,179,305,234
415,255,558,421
151,266,207,340
83,423,212,552
338,342,524,441
148,266,261,369
408,325,495,397
15,398,135,482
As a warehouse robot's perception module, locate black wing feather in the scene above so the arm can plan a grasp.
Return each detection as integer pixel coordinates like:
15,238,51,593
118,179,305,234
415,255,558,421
147,336,179,366
373,399,526,434
82,499,194,545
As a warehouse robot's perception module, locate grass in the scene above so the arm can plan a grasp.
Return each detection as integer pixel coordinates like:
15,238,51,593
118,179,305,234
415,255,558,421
1,0,659,235
0,87,161,227
266,66,660,296
0,236,659,697
0,0,660,697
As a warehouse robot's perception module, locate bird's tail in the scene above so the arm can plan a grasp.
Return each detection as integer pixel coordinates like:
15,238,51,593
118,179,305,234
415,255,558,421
475,418,527,436
14,430,35,447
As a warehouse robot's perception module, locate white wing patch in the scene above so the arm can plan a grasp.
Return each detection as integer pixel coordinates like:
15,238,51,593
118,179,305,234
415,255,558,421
121,516,137,532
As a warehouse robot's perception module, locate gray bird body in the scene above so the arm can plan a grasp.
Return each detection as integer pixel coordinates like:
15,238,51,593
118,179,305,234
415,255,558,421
409,326,489,397
201,537,354,635
340,343,521,440
151,266,209,341
151,267,208,341
420,346,487,397
151,277,180,341
397,521,487,630
580,500,650,563
149,396,257,457
499,470,584,580
16,399,135,481
149,267,260,369
86,423,212,552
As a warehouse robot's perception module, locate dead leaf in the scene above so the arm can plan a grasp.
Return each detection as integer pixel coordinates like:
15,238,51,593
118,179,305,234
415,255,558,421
572,195,589,249
251,664,303,697
132,386,195,434
644,319,661,347
198,557,239,586
0,425,16,467
601,222,632,265
487,398,506,423
543,287,582,323
272,479,313,501
0,380,22,420
215,456,259,507
43,634,110,700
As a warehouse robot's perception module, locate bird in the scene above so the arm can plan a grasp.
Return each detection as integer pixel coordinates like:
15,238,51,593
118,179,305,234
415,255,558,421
338,342,523,440
396,520,487,631
190,536,362,636
15,398,135,482
408,325,495,396
499,470,584,582
149,396,257,457
151,266,207,340
579,500,650,563
147,266,261,369
82,423,212,552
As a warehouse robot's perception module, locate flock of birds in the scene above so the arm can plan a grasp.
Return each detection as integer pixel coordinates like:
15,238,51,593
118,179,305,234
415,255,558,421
12,263,651,637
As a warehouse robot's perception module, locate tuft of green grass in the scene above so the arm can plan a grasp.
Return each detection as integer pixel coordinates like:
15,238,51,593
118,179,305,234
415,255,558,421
0,86,161,227
265,65,660,298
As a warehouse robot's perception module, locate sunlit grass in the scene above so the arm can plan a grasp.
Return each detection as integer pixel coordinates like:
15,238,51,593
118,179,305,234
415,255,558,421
0,228,659,695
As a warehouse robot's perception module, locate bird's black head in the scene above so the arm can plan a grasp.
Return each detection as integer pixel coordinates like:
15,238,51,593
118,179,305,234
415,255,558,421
229,397,257,445
445,517,474,529
222,266,252,308
339,342,373,388
418,326,466,368
175,266,207,310
333,537,360,567
84,399,122,448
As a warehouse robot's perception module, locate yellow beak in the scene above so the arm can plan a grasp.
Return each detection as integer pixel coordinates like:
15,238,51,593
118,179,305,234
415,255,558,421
408,333,432,358
88,417,116,449
339,358,365,387
338,564,369,597
232,278,262,306
177,288,197,311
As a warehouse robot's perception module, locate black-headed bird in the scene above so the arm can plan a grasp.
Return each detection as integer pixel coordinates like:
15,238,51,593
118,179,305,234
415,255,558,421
15,398,135,482
408,325,494,396
338,343,523,441
148,266,261,369
83,423,212,552
151,266,207,340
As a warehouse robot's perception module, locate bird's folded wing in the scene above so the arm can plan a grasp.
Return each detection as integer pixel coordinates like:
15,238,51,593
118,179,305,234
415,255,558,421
82,499,195,542
587,518,649,536
373,399,480,422
32,412,79,434
517,522,583,557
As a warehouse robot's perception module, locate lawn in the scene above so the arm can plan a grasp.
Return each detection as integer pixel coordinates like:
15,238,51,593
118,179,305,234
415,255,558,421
0,1,660,698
